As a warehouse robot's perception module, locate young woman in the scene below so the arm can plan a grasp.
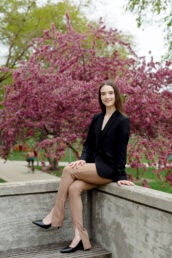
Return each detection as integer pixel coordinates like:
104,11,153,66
32,81,134,253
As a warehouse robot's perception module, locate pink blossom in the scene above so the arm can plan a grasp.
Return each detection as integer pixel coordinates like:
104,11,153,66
0,16,171,179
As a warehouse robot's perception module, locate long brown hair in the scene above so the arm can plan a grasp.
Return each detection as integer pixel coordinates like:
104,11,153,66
98,80,124,114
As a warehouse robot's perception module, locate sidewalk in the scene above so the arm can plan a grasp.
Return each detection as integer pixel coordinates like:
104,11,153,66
0,159,68,182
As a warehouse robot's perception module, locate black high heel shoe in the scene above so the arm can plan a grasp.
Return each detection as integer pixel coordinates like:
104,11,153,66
32,220,51,229
60,240,84,253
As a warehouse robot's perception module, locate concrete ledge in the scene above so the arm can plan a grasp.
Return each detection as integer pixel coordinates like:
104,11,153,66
99,183,172,213
0,178,59,196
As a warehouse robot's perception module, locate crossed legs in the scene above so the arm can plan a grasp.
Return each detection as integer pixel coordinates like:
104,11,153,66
43,163,112,250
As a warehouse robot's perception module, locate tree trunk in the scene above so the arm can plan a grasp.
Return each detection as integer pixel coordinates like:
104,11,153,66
136,167,140,180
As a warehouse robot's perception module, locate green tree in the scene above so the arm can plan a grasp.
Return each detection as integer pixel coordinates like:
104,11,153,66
0,0,89,83
125,0,172,58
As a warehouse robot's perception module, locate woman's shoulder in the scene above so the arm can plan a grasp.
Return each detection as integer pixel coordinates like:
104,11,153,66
116,111,130,125
93,112,103,119
89,112,103,125
117,111,129,119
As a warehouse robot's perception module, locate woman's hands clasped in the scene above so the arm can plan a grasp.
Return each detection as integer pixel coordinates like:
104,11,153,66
69,160,86,169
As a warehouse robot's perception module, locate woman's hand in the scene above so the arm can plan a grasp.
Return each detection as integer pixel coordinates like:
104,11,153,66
117,180,135,186
69,160,86,169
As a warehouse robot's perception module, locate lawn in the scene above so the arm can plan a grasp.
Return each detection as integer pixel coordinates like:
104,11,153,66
126,167,172,194
8,150,27,161
0,178,6,183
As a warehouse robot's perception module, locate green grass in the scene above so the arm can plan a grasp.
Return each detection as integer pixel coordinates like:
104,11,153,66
8,151,27,161
126,167,172,194
53,167,63,177
0,178,6,183
8,148,77,162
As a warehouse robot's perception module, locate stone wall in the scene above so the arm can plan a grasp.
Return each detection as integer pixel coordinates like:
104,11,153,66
0,178,90,252
91,184,172,258
0,179,171,257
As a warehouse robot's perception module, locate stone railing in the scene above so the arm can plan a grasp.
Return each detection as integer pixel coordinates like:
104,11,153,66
0,178,171,258
91,183,172,258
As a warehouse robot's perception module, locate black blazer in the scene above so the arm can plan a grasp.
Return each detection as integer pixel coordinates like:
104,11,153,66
80,110,130,182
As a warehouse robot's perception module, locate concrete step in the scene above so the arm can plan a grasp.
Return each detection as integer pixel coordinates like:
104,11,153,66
0,243,112,258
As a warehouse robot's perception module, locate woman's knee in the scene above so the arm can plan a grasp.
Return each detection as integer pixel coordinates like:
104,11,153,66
62,165,71,176
68,182,83,197
62,165,80,180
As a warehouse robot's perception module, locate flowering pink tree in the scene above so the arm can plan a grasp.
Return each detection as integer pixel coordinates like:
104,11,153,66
0,17,135,168
0,16,171,181
117,58,172,183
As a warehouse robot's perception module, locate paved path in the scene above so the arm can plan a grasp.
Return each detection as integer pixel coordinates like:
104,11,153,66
0,159,68,182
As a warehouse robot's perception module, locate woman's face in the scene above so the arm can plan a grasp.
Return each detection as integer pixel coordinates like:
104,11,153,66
100,85,116,108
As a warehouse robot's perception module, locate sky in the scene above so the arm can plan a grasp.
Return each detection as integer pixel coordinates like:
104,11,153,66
0,0,167,65
77,0,167,61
